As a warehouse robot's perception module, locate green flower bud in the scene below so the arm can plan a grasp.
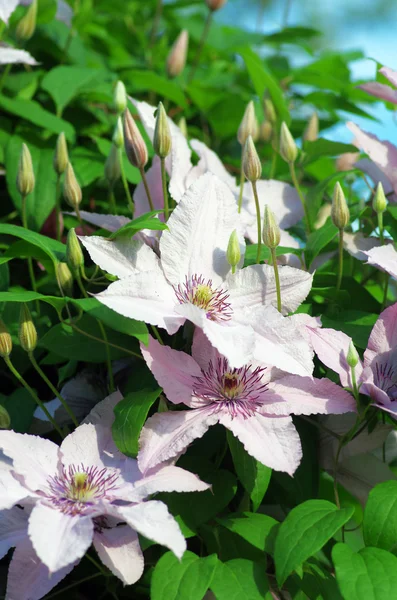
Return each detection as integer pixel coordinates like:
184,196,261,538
153,102,172,159
373,182,388,214
114,80,127,114
178,116,188,139
0,405,11,429
206,0,227,10
0,320,12,358
113,117,124,149
226,230,241,270
331,182,350,230
303,112,319,143
56,262,74,297
18,304,37,353
262,205,281,249
263,98,276,124
16,143,35,197
242,135,262,182
66,228,84,273
167,30,189,78
123,108,148,169
237,100,256,146
53,132,69,176
16,0,37,42
105,143,121,187
260,121,273,143
279,122,298,164
346,340,359,369
63,162,82,209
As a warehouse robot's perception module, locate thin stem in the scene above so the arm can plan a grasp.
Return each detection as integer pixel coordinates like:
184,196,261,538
150,325,164,345
350,365,359,402
336,229,344,291
21,194,40,314
0,63,12,94
3,356,64,437
55,175,61,241
333,435,345,509
378,211,384,245
270,248,282,312
237,154,245,214
188,10,213,84
251,181,262,264
231,265,236,274
289,162,311,233
160,157,169,220
28,352,79,427
382,274,389,310
118,147,134,215
140,167,155,211
108,185,116,215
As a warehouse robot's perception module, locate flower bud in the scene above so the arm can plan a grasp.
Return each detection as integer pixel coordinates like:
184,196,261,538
114,80,127,114
0,405,11,429
153,102,172,159
260,121,272,143
16,143,35,197
56,262,74,297
178,116,188,139
63,162,82,209
105,143,121,187
262,205,281,249
66,228,84,273
53,132,69,176
0,320,12,358
237,100,256,146
279,122,298,163
346,340,359,369
303,112,319,143
18,304,37,353
205,0,227,10
373,182,388,214
113,117,124,149
123,109,148,169
331,182,350,230
263,98,276,124
16,0,37,42
242,136,261,182
167,30,189,78
226,230,241,270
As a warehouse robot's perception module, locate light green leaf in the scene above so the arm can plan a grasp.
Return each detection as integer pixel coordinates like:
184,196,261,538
151,551,218,600
305,218,337,268
302,139,358,165
217,512,279,555
363,481,397,553
210,559,270,600
125,70,187,108
0,223,65,262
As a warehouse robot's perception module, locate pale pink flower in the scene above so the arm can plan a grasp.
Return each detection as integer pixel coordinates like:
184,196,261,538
0,392,209,585
138,331,355,476
359,65,397,105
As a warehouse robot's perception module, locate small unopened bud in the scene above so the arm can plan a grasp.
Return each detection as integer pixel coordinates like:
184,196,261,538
18,304,37,353
263,98,276,124
0,320,12,358
153,102,172,159
53,132,69,176
331,182,350,230
346,341,359,369
17,143,35,197
56,262,74,297
113,117,124,149
242,136,262,182
66,228,84,273
16,0,37,42
262,205,281,249
0,405,11,429
226,230,241,271
105,144,121,186
238,100,256,146
178,116,188,139
123,109,148,169
303,112,319,143
373,182,388,214
260,121,272,143
63,163,82,209
167,30,189,78
279,122,298,163
114,80,127,114
206,0,227,10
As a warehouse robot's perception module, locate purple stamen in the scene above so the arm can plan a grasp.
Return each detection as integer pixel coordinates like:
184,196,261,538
174,274,232,321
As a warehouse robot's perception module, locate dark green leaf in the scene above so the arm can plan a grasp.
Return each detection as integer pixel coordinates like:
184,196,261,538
217,512,279,556
210,559,270,600
305,218,337,267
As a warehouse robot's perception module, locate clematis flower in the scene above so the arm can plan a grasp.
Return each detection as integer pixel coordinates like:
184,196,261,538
138,331,355,476
359,65,397,105
81,172,313,371
364,244,397,280
308,302,397,416
0,391,209,586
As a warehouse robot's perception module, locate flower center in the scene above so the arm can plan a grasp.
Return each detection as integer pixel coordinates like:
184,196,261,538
374,357,397,401
47,464,119,516
192,357,268,418
174,275,232,322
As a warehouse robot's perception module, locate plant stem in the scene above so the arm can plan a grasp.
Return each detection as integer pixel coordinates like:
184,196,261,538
3,356,64,437
382,274,389,310
237,154,245,214
150,325,164,345
289,162,311,233
350,365,359,402
270,248,282,312
160,157,169,220
55,174,61,241
28,352,79,427
378,211,384,245
21,194,40,314
0,64,12,94
140,167,155,211
118,147,134,215
108,185,117,215
188,10,213,84
251,181,262,264
336,229,344,291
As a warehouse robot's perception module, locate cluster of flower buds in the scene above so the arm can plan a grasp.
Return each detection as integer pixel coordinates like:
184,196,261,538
331,182,350,230
54,132,69,176
63,163,82,210
167,30,189,78
16,143,35,197
16,0,37,42
154,102,172,159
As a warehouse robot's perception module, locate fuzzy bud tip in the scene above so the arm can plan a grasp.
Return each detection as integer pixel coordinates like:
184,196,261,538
18,304,37,353
178,116,188,139
226,230,241,269
373,182,388,214
346,341,359,369
114,80,127,114
242,135,262,182
303,112,319,143
153,102,172,159
262,205,281,249
54,132,69,176
17,143,35,197
123,109,148,169
279,122,298,164
331,182,350,230
238,100,257,146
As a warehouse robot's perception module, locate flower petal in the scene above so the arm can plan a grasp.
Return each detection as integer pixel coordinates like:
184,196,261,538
365,302,397,358
0,1,19,25
83,390,123,427
60,423,123,471
127,464,210,501
93,525,144,585
0,468,30,509
365,244,397,279
380,65,397,88
0,47,38,66
343,232,383,261
134,156,165,218
74,211,130,232
359,82,397,104
0,506,29,559
189,139,236,189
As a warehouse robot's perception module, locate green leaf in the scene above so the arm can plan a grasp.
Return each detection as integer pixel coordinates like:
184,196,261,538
210,559,270,600
0,223,65,262
151,551,218,600
112,388,161,458
0,389,36,433
125,70,187,108
95,137,140,184
321,311,377,349
305,218,337,268
217,512,279,556
227,431,272,511
363,481,397,553
332,544,397,600
244,245,301,267
302,139,358,165
306,171,353,223
274,499,355,585
108,211,167,240
71,147,106,187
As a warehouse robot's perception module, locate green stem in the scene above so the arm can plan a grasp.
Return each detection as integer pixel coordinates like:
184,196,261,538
237,154,245,214
382,274,389,310
118,147,134,215
350,365,359,402
0,64,12,94
251,181,262,264
150,325,164,345
188,10,213,84
28,352,79,427
378,212,384,245
108,185,117,215
21,194,40,314
55,175,61,241
270,248,282,312
336,229,344,291
140,167,155,211
3,356,64,437
289,162,311,233
160,157,169,220
231,265,236,274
